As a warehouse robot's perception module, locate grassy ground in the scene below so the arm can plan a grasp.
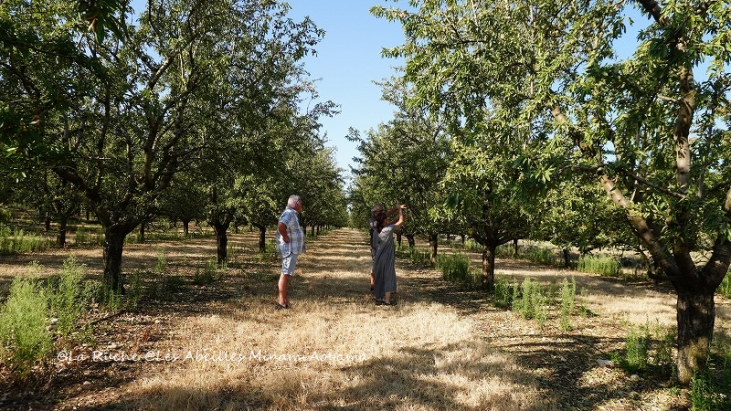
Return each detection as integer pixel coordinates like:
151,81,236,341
0,228,729,410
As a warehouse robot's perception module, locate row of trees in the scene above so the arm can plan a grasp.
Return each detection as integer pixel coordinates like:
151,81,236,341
351,0,730,385
0,0,348,292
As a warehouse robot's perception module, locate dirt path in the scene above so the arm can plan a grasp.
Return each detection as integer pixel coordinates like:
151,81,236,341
2,228,729,410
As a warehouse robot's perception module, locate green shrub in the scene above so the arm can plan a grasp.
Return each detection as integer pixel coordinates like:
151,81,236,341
652,324,676,376
437,253,472,284
577,255,622,277
74,225,104,246
690,338,731,410
495,244,515,258
718,269,731,299
193,260,219,285
622,324,651,373
0,225,54,254
50,256,85,337
0,207,11,224
125,271,143,309
493,277,514,309
155,249,168,274
559,278,577,331
578,288,591,317
0,276,53,374
395,244,430,266
101,288,124,311
524,247,558,266
515,278,545,320
463,239,482,252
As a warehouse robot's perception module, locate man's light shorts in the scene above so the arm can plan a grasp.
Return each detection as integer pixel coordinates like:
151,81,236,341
281,253,299,276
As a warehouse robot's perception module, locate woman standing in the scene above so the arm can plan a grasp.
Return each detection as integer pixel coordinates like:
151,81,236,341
372,204,407,306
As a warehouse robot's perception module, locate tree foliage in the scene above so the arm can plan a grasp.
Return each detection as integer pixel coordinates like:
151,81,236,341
374,0,731,383
0,0,332,291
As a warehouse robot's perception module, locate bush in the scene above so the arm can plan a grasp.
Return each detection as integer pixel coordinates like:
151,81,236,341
74,225,104,246
691,338,731,411
622,324,651,373
437,253,472,284
155,249,168,274
0,276,53,374
614,322,678,379
49,256,85,337
577,255,622,277
0,225,54,254
718,269,731,299
493,277,514,309
515,278,546,321
395,244,430,266
463,239,482,252
560,277,577,331
0,207,11,224
524,247,559,266
193,260,219,285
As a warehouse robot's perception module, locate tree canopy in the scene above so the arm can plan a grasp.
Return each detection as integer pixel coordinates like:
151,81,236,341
373,0,730,384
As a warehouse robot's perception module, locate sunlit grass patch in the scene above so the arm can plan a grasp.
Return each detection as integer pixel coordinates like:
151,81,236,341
124,300,546,410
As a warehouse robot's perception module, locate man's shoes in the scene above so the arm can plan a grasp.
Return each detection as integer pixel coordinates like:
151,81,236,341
375,300,385,306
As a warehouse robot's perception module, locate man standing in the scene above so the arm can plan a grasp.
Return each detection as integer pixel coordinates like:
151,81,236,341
275,195,304,309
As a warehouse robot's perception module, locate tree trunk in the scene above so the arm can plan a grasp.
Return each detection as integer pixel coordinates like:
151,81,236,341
406,234,415,249
563,248,571,268
139,222,146,243
481,245,496,292
212,222,230,267
258,225,266,253
103,225,134,294
429,233,438,267
45,216,51,232
57,217,67,247
513,238,519,257
676,291,716,385
183,220,190,236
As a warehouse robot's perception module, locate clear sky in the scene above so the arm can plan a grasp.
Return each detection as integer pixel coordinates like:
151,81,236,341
284,1,406,184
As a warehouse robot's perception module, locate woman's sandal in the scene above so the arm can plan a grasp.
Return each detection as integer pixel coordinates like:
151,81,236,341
275,303,290,310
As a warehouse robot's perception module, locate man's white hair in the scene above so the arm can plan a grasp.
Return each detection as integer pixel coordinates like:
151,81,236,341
287,195,301,208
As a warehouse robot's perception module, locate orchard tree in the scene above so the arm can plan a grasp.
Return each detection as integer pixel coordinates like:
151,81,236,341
527,174,635,268
442,119,533,290
350,77,452,262
157,172,207,236
375,0,731,383
291,147,347,235
0,0,324,292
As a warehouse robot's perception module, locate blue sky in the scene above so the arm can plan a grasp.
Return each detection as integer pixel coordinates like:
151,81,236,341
284,1,405,183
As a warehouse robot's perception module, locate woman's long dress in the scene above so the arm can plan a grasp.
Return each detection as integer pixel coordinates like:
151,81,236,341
372,224,397,300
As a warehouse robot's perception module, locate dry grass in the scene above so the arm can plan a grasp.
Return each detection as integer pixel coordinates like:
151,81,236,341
110,230,546,411
1,228,729,410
